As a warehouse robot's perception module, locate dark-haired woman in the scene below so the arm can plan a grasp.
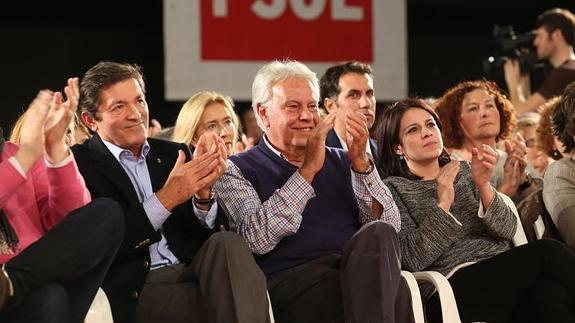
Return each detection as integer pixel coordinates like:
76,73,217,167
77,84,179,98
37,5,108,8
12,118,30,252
375,98,575,323
544,83,575,249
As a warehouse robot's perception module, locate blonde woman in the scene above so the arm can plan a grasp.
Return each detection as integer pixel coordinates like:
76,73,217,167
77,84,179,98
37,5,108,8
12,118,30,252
172,91,240,155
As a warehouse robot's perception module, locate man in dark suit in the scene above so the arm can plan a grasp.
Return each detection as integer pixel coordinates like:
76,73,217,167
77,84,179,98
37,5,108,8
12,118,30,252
320,61,378,156
71,61,269,323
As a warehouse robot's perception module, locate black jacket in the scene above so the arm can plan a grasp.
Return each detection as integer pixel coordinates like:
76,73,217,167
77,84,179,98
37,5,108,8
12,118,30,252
325,129,377,155
72,134,222,323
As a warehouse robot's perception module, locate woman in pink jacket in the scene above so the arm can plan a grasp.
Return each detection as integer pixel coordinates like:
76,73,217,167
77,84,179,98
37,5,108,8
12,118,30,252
0,79,124,323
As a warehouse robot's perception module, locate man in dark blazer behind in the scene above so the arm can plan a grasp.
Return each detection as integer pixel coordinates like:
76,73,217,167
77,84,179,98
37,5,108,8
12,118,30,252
71,61,269,323
325,129,377,155
320,61,378,156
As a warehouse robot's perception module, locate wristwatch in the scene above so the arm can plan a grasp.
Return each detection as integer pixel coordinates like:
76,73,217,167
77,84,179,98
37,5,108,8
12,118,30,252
193,188,216,206
353,155,375,175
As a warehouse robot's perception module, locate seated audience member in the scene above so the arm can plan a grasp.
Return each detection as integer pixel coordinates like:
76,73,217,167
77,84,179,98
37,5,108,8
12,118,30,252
171,91,238,229
516,112,551,177
151,126,174,141
319,61,377,155
10,107,87,147
536,96,566,162
238,107,263,150
0,80,124,323
215,60,414,323
377,98,575,323
435,80,537,202
172,91,240,156
147,118,162,138
9,114,26,143
72,61,269,323
544,82,575,249
71,114,91,145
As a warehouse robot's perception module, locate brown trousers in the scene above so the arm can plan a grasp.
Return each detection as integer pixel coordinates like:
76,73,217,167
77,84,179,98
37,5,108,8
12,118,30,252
136,231,270,323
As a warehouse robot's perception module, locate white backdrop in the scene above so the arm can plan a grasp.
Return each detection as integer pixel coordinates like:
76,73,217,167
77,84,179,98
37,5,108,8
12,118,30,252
164,0,406,101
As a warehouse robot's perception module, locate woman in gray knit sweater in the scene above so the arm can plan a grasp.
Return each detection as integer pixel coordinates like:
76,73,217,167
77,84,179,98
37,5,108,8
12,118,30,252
375,98,575,323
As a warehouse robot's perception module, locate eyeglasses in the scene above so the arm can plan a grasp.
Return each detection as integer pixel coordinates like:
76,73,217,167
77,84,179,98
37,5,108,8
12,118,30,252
203,120,236,135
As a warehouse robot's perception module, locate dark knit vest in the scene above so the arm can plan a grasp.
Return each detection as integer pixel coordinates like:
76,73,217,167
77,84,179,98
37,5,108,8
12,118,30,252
229,140,360,278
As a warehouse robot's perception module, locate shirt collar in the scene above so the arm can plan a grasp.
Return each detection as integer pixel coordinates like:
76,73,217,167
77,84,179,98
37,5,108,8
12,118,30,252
262,134,283,159
102,139,150,162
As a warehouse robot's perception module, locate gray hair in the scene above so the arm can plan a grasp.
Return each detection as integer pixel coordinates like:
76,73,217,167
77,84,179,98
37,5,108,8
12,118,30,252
251,60,319,131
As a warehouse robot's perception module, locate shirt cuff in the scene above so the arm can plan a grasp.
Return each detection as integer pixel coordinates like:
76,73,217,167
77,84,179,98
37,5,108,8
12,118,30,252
144,194,171,230
8,156,27,179
290,171,316,203
446,211,463,226
477,186,496,218
44,150,73,168
351,165,381,197
477,198,486,218
193,202,218,229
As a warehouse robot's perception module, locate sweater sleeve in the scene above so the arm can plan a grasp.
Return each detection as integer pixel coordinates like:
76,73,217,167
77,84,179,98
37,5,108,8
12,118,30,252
478,191,517,241
35,154,91,230
387,181,462,272
351,166,400,232
0,154,27,207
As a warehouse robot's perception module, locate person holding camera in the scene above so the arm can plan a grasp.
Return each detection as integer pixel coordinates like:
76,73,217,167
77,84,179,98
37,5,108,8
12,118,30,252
504,8,575,115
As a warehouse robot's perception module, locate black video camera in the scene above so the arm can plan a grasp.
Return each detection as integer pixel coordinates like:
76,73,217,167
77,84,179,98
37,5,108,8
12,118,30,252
482,25,538,76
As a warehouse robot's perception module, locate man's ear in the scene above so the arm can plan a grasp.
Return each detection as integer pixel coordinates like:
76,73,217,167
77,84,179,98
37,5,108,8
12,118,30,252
550,29,559,40
80,111,98,132
257,103,270,128
324,97,336,113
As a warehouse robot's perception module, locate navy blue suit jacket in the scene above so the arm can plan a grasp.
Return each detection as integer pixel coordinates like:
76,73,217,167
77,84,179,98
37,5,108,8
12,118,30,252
325,129,377,155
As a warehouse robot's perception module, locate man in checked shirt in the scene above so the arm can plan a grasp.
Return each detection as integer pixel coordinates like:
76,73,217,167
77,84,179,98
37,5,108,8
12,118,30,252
215,60,414,323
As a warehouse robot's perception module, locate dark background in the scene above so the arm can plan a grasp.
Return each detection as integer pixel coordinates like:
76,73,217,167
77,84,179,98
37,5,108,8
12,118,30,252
0,0,573,135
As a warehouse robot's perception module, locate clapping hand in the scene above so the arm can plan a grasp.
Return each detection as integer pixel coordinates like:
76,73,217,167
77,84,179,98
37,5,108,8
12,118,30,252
436,160,460,213
15,90,54,172
44,78,79,162
345,111,371,173
471,144,499,188
499,135,528,196
299,111,336,183
193,133,228,201
157,144,223,211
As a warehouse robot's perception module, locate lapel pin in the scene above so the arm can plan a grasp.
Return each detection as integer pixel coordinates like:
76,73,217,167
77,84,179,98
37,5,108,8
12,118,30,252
156,158,162,164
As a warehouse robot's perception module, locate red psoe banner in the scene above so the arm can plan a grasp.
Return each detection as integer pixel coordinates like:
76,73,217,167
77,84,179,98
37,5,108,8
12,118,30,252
200,0,372,62
164,0,406,101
